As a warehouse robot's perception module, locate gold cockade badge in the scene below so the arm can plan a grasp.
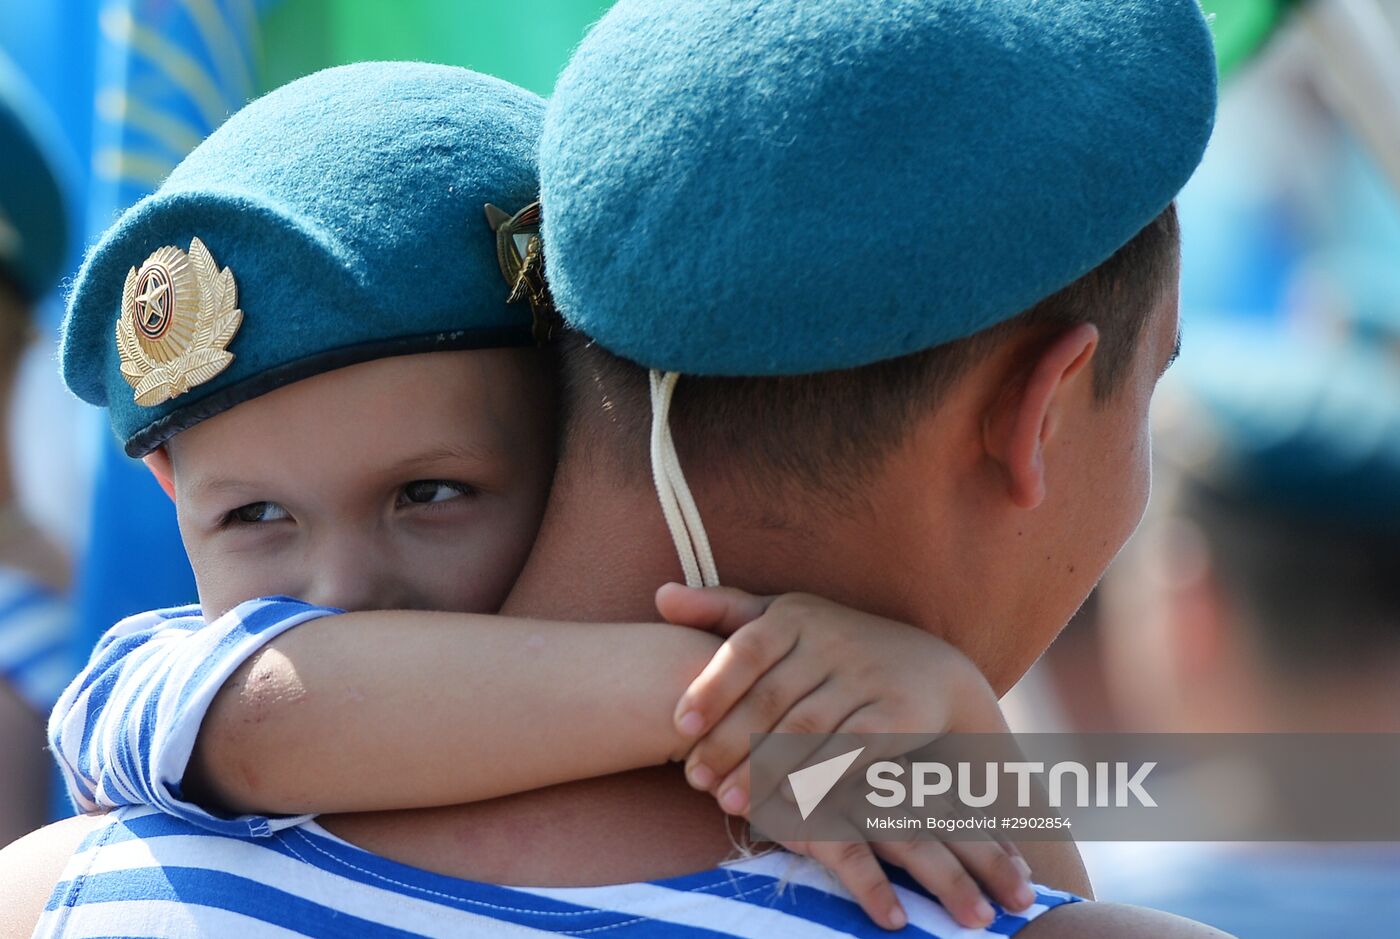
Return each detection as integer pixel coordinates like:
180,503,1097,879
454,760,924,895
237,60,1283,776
116,237,243,407
485,201,558,343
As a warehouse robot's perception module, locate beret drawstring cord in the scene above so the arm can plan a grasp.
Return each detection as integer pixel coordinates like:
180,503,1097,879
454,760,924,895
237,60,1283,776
649,369,720,588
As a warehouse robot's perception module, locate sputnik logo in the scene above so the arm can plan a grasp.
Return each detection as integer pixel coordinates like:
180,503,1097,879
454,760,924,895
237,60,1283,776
787,747,866,820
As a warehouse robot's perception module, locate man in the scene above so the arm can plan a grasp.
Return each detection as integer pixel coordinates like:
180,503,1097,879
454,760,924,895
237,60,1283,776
0,50,73,845
5,0,1230,935
292,0,1221,932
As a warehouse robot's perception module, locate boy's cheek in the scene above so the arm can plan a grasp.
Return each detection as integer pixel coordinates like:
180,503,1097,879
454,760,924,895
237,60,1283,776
190,543,303,618
405,510,539,614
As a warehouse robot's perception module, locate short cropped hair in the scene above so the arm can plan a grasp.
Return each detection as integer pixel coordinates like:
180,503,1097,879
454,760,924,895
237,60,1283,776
559,204,1180,498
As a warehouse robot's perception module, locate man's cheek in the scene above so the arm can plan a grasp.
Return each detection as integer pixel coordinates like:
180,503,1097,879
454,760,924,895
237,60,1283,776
1115,420,1155,550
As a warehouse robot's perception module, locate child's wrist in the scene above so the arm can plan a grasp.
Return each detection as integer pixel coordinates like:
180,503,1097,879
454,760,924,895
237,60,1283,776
658,627,724,763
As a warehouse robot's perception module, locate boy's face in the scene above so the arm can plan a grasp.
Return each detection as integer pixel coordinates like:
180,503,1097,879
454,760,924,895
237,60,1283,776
158,349,554,619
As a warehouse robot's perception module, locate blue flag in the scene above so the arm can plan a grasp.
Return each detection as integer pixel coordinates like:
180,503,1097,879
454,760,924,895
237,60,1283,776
74,0,260,711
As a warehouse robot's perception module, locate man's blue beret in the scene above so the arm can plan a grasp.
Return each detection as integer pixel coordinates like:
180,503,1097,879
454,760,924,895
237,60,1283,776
539,0,1218,376
61,62,543,456
1158,323,1400,531
0,52,71,303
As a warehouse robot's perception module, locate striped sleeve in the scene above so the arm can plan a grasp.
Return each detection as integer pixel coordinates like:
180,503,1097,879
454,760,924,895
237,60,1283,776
46,596,342,837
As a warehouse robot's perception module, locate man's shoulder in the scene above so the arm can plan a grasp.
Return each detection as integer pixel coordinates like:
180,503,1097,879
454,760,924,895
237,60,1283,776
0,813,107,938
1021,900,1236,939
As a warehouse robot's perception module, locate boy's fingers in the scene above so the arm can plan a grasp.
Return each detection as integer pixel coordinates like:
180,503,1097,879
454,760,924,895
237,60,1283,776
655,584,776,635
673,618,799,741
746,687,864,809
946,838,1037,913
715,757,751,817
683,651,818,788
875,840,997,929
802,840,907,932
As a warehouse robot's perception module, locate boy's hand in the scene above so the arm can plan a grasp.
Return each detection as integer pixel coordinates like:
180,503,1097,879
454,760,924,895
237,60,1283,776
788,811,1036,931
657,584,1034,931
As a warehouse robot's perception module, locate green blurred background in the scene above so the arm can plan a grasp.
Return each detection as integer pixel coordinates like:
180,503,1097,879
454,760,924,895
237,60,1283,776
261,0,615,96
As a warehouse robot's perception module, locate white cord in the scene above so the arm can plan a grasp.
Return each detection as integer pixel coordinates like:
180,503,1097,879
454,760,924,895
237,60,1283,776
649,370,721,588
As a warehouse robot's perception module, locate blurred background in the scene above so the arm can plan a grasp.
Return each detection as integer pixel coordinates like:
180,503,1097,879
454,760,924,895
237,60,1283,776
0,1,1397,936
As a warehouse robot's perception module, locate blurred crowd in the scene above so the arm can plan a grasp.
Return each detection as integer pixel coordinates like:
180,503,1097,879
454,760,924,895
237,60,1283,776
1,2,1397,937
1002,6,1400,933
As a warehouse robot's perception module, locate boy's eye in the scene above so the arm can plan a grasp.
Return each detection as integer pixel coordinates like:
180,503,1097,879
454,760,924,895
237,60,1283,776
227,501,290,525
398,480,476,507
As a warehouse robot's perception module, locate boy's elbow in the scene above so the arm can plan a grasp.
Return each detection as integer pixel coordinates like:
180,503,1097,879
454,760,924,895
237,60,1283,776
185,730,270,816
185,649,307,815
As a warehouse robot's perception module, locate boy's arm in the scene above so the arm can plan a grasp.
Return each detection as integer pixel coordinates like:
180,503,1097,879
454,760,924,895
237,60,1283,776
186,610,721,816
48,598,342,835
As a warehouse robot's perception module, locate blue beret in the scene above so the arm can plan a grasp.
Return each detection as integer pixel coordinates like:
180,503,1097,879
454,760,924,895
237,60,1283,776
1158,322,1400,531
540,0,1218,376
61,62,543,456
0,52,71,302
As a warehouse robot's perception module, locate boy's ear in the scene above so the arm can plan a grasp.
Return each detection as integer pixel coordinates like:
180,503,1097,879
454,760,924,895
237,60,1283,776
982,323,1099,509
142,448,177,502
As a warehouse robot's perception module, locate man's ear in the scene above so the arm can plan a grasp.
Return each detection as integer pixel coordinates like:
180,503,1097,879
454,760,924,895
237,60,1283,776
142,448,177,502
982,323,1098,509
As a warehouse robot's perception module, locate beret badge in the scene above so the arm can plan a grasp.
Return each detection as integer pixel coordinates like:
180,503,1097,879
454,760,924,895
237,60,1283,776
116,237,243,407
485,201,558,343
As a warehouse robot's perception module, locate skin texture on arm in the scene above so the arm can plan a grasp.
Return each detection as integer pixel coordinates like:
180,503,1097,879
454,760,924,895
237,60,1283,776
185,611,723,815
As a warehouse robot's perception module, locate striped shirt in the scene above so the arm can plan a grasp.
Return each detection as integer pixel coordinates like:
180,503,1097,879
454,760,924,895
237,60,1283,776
36,806,1079,937
48,597,340,835
0,565,73,714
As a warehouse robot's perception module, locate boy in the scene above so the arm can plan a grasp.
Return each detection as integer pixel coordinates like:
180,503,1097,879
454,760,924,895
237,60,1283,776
13,62,1074,936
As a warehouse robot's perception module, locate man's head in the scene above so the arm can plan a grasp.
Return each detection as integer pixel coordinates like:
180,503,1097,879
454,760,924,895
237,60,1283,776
60,63,557,616
535,0,1214,691
561,206,1181,690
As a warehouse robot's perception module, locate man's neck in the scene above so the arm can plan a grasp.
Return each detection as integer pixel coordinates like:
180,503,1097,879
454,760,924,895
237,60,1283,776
321,467,761,886
503,459,927,626
501,470,689,622
322,457,951,886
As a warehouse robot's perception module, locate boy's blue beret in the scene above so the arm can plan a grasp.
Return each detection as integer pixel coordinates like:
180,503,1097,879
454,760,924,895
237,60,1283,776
0,53,71,303
539,0,1218,376
61,62,543,456
1159,323,1400,531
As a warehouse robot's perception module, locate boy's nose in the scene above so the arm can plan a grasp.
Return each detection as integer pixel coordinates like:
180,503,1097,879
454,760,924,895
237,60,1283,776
304,538,405,613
